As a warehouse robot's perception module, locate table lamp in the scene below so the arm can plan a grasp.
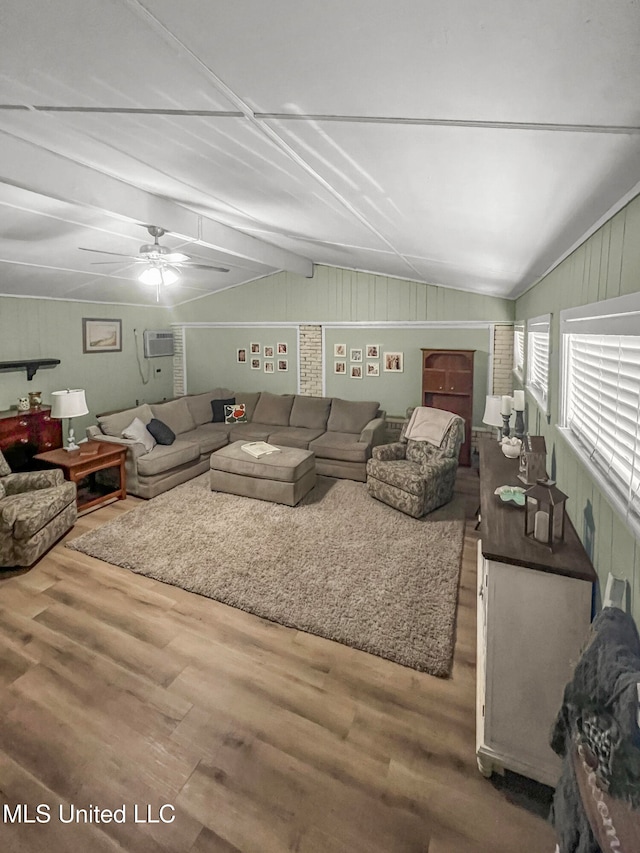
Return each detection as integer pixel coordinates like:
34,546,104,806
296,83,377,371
51,389,89,451
482,395,503,441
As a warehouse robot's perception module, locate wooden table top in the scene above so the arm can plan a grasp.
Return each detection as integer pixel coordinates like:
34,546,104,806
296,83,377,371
479,438,597,584
34,441,126,470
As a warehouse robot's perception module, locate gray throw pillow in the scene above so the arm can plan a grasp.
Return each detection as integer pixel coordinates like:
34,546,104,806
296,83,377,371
122,417,156,454
147,418,175,446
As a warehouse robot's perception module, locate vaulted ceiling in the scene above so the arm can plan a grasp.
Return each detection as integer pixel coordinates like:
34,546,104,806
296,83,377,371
0,0,638,306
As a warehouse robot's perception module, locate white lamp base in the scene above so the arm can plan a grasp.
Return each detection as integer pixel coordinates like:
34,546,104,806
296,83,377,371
64,428,80,452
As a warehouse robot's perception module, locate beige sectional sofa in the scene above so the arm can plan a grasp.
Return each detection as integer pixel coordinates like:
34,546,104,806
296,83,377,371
86,388,386,498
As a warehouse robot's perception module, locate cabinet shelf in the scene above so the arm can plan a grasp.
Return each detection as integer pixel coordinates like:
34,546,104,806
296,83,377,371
421,348,474,466
0,359,61,381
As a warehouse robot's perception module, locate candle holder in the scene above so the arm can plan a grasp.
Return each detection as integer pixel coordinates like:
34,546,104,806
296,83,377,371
501,414,511,439
524,478,568,551
514,409,525,442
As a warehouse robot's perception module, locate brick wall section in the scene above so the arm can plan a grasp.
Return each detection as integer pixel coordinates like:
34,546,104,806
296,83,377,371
299,325,323,396
172,326,185,397
492,324,514,396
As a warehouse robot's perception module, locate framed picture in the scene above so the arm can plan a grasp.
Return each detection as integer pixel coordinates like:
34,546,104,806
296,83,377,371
82,318,122,353
237,348,247,363
350,365,363,379
334,361,346,374
366,344,380,358
251,358,261,370
264,361,274,373
250,342,261,354
277,359,288,371
350,348,363,362
264,345,274,358
384,351,404,372
334,343,346,357
277,342,288,355
366,362,380,376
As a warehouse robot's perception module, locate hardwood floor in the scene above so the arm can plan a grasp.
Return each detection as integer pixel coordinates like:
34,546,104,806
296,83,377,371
0,471,556,852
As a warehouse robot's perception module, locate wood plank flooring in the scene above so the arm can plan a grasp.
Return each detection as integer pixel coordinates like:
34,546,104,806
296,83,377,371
0,470,556,852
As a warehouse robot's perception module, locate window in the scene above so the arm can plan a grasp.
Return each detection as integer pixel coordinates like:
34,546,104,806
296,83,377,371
526,314,551,414
559,293,640,535
513,323,525,379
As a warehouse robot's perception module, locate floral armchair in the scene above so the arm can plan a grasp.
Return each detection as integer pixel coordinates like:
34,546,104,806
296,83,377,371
366,410,465,518
0,450,77,567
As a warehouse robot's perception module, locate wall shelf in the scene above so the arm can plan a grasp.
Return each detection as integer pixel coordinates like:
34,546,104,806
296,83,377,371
0,359,61,381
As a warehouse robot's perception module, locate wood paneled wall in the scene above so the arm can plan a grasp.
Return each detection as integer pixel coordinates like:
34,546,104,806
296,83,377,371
175,265,514,324
515,195,640,625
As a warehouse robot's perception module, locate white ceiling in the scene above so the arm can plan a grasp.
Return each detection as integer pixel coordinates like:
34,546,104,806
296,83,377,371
0,0,638,306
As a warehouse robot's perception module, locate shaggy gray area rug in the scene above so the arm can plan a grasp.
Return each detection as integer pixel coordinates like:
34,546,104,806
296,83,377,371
68,475,464,676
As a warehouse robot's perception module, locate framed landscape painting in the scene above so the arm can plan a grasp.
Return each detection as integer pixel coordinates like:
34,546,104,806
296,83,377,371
82,318,122,353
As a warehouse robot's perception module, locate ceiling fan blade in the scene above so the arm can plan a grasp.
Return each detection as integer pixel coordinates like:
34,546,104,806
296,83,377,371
181,262,230,272
79,247,139,259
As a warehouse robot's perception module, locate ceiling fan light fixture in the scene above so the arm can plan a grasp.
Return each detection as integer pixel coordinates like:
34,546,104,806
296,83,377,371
138,265,179,287
164,251,190,263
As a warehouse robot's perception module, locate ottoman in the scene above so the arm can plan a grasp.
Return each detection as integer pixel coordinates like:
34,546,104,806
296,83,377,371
210,441,316,506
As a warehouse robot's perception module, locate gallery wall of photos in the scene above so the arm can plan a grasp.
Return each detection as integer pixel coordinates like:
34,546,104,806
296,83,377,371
236,341,289,373
332,343,404,379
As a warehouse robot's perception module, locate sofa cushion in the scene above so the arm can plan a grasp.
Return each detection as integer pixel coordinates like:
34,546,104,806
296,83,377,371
327,398,380,434
151,398,196,435
228,423,272,443
289,396,332,430
268,427,324,449
366,459,425,496
251,392,294,426
122,417,156,453
137,440,200,477
147,418,176,446
188,425,229,455
211,397,235,423
234,391,261,421
186,392,222,426
309,431,371,463
98,403,153,437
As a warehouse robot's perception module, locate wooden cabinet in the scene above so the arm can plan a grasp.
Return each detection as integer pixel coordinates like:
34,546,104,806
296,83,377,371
476,440,596,787
421,349,474,465
0,406,62,470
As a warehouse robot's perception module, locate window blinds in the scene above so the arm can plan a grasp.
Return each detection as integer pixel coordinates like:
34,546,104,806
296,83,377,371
527,315,550,412
514,326,525,375
565,334,640,523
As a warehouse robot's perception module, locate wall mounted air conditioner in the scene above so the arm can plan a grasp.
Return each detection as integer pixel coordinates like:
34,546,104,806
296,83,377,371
143,330,174,358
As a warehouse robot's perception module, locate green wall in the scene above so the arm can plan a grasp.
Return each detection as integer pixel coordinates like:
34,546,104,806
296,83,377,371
0,296,175,441
176,265,514,323
324,327,490,422
515,194,640,625
185,327,299,396
175,265,511,421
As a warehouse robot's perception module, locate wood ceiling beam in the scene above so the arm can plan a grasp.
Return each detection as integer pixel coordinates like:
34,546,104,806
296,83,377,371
0,131,314,278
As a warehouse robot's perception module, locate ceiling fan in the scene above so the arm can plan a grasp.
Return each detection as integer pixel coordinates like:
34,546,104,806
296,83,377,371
79,225,229,301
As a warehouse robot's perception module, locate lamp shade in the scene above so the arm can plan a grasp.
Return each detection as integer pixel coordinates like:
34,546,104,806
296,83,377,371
482,395,503,427
50,389,88,419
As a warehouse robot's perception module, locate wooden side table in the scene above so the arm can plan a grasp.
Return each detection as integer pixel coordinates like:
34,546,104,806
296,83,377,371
34,441,127,513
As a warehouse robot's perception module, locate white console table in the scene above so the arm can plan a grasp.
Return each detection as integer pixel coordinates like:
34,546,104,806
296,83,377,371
476,440,596,787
